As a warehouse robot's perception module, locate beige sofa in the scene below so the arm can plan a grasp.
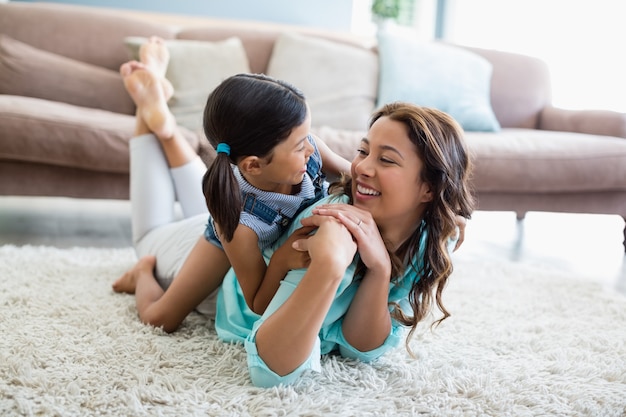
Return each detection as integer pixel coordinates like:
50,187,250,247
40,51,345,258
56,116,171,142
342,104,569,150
2,2,626,245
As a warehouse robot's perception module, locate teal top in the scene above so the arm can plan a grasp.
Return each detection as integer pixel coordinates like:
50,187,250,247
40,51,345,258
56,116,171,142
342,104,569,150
214,194,429,387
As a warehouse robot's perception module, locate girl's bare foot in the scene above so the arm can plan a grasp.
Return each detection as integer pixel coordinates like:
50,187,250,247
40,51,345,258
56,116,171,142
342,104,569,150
120,60,173,101
122,65,176,140
112,255,157,294
139,36,169,78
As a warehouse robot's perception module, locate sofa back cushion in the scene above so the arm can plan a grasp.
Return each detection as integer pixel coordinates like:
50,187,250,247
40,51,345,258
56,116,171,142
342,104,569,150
267,32,378,131
177,24,375,76
466,46,551,129
125,37,251,131
177,26,282,75
0,35,135,115
0,2,176,71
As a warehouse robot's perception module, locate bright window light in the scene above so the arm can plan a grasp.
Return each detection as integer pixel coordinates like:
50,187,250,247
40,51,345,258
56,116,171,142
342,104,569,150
444,0,626,112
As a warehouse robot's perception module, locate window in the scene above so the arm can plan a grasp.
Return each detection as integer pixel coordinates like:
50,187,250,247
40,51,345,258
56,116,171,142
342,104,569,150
441,0,626,112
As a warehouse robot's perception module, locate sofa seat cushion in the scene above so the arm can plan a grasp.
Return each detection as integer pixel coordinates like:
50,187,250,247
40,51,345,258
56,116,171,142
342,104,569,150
0,95,203,173
467,128,626,193
0,95,136,173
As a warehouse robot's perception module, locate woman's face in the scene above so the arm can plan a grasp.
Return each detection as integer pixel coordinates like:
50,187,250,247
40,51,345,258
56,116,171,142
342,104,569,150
351,116,433,245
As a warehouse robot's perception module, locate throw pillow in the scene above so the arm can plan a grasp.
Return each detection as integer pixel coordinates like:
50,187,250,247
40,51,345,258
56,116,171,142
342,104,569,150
376,30,501,132
125,37,251,131
266,32,378,131
0,35,135,115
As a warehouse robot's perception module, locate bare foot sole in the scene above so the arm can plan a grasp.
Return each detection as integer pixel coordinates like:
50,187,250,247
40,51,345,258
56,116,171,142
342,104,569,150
112,255,157,294
120,61,174,101
122,65,176,139
139,36,170,78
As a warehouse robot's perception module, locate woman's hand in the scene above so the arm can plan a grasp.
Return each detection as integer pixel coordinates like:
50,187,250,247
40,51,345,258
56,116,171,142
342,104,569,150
453,215,467,252
301,204,391,278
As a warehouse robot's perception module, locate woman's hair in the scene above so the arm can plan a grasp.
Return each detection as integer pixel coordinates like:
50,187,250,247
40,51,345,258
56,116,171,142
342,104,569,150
201,73,308,241
331,102,475,350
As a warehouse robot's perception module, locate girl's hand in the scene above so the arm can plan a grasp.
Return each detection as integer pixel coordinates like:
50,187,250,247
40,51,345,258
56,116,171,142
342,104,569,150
271,226,316,271
292,215,356,272
301,204,391,278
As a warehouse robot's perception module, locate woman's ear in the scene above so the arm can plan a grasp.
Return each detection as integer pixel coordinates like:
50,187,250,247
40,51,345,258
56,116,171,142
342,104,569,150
239,156,263,176
420,183,434,203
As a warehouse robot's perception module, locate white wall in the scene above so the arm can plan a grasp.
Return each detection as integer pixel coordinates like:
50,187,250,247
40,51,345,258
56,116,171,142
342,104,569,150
12,0,356,31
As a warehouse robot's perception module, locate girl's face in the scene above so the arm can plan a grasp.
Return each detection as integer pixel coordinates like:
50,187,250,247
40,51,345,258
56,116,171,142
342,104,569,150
253,112,314,194
351,116,433,247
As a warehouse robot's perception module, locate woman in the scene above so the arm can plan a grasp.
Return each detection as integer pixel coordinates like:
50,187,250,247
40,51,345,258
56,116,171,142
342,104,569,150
215,102,475,387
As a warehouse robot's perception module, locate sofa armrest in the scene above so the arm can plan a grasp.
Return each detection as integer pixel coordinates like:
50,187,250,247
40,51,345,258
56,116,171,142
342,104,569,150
539,106,626,139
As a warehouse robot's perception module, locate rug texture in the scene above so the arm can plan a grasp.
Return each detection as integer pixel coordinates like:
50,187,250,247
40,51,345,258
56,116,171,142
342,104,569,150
1,245,625,417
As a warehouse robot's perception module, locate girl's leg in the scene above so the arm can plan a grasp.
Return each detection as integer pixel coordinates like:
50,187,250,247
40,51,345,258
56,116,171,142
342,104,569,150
114,46,228,329
122,38,207,219
118,237,231,332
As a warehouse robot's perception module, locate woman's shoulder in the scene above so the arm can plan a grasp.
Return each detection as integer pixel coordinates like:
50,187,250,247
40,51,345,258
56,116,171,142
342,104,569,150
300,194,349,218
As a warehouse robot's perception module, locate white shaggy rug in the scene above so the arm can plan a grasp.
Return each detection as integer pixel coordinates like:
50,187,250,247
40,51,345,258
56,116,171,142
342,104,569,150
1,245,625,417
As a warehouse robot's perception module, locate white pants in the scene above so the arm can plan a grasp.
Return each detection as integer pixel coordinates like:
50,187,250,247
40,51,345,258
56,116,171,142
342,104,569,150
130,134,217,315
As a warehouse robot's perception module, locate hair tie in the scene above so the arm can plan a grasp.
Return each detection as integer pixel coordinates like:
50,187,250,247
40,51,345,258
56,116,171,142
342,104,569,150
216,143,230,156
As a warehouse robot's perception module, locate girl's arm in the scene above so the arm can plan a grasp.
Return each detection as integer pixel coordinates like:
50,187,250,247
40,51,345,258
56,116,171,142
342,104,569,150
222,224,314,314
255,225,315,312
221,226,267,313
312,134,352,178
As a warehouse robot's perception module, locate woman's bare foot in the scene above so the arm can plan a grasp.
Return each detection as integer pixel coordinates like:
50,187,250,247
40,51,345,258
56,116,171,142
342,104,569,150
112,255,157,294
121,64,176,140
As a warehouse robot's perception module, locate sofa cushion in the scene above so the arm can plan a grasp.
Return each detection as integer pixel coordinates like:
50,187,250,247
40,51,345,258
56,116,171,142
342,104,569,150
0,95,202,173
0,35,135,115
0,2,177,71
267,32,378,131
310,126,363,163
466,129,626,192
125,37,251,131
376,30,501,132
0,96,135,173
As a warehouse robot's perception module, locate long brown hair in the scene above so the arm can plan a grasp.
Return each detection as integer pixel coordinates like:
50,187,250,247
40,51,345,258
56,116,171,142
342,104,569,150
331,102,475,350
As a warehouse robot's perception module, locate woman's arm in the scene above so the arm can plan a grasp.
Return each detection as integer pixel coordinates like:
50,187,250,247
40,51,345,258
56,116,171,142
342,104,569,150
253,217,357,376
306,204,394,351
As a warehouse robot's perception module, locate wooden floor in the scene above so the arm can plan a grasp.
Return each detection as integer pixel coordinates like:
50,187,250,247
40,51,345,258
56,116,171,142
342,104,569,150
1,196,625,295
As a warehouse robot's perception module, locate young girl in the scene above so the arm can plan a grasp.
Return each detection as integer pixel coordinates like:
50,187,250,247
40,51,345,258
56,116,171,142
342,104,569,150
214,102,475,387
112,37,350,331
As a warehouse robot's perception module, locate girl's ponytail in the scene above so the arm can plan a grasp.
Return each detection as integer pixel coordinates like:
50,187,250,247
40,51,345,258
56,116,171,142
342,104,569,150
203,150,241,242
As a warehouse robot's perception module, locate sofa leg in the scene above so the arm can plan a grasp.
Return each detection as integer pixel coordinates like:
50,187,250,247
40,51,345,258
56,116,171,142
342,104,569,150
516,211,526,221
